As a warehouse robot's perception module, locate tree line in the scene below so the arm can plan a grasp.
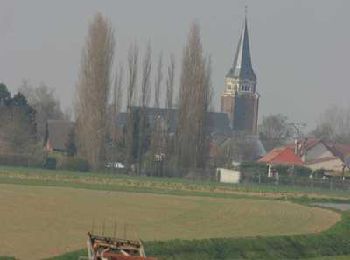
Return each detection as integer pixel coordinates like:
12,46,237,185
74,13,212,176
1,12,349,174
0,81,65,166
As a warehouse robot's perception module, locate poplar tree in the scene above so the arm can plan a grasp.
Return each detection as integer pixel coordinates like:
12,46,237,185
176,22,212,171
75,13,115,170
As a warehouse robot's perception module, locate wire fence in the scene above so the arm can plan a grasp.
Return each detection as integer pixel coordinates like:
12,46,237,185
240,174,350,193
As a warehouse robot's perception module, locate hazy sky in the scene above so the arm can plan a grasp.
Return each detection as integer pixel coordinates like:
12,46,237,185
1,0,349,129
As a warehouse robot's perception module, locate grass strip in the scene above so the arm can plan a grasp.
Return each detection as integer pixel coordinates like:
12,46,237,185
1,165,350,202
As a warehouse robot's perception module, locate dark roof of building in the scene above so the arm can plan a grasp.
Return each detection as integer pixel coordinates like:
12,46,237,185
226,15,256,81
116,107,232,135
46,120,74,151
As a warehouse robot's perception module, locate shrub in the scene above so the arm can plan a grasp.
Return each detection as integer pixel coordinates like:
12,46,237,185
294,165,312,177
44,157,57,170
0,153,43,168
313,168,326,178
240,161,268,181
59,157,89,172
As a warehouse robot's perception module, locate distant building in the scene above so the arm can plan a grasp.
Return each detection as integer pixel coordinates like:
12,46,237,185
221,11,259,134
266,138,350,174
116,107,232,137
294,138,350,173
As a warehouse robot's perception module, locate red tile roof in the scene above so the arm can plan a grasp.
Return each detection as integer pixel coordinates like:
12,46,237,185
258,147,304,166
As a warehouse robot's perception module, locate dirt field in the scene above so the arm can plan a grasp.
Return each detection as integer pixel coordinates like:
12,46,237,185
0,184,340,260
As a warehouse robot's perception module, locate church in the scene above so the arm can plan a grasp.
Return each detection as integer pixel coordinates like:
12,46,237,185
117,12,260,139
221,12,259,134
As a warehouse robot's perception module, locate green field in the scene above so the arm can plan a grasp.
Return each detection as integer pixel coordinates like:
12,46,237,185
0,183,340,259
0,166,347,259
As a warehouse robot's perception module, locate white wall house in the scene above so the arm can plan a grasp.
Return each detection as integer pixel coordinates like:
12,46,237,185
302,141,347,173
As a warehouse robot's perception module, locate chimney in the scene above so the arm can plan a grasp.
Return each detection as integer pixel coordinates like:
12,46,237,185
294,139,299,156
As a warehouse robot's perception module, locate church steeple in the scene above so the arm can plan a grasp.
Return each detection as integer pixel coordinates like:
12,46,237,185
221,7,259,134
227,8,256,82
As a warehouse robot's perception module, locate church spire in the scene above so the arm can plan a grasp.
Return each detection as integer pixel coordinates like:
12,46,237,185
221,6,259,134
227,7,256,81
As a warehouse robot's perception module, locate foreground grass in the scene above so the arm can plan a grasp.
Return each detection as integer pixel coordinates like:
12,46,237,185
309,257,350,260
0,184,338,259
0,166,348,259
50,211,350,260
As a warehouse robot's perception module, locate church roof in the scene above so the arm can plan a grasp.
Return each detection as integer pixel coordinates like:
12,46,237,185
226,13,256,81
116,107,232,135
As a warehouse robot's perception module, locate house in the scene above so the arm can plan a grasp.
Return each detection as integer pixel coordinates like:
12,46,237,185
257,147,304,178
304,141,350,173
258,147,304,166
45,120,75,152
285,138,350,174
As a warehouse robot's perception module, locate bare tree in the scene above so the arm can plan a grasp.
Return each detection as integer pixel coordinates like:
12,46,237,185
110,63,124,144
63,107,73,121
125,43,139,169
75,12,115,170
19,80,64,141
161,55,176,165
115,64,124,115
204,56,213,112
165,54,175,110
311,105,350,143
153,52,163,108
127,44,138,109
140,43,152,109
258,114,294,152
176,22,212,171
150,115,167,176
136,43,152,174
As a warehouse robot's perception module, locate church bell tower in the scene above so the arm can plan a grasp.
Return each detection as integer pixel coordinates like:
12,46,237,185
221,9,259,134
